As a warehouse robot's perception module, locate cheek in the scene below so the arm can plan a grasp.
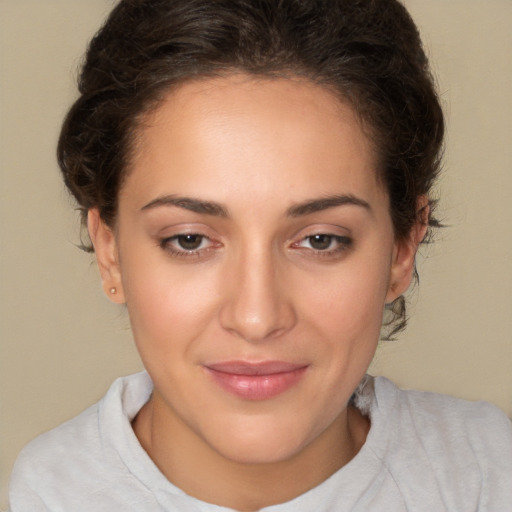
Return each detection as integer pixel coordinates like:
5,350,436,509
298,263,388,404
298,258,390,337
120,251,221,356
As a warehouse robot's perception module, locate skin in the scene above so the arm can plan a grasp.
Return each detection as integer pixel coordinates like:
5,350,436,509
88,75,426,511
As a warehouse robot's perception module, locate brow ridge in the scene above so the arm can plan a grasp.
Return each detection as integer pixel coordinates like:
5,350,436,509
141,195,228,217
287,194,371,217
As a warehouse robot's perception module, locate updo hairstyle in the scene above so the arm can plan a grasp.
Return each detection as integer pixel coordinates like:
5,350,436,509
57,0,445,336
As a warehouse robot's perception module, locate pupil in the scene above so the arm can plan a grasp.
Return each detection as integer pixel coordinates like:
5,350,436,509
178,234,202,250
310,234,332,250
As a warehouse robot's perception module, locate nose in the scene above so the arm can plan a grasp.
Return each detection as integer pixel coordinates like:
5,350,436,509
219,247,297,343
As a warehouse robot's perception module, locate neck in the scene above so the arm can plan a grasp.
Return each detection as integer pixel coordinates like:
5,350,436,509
132,393,369,511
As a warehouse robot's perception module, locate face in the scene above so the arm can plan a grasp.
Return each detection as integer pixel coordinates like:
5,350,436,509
90,75,419,465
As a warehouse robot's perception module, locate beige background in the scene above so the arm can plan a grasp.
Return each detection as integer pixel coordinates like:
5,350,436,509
1,0,511,506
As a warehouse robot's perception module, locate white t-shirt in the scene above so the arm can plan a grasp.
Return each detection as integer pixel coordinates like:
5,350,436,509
9,372,512,511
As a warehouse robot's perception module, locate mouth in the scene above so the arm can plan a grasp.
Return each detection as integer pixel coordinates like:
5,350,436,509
203,361,309,400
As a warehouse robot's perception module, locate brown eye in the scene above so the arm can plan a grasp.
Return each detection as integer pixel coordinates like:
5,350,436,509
160,232,220,260
293,233,352,256
308,234,334,250
176,234,204,250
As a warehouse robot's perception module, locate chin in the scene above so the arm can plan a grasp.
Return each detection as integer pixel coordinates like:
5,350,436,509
205,415,318,465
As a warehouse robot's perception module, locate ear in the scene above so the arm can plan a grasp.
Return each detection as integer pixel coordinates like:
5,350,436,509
385,197,429,304
87,209,125,304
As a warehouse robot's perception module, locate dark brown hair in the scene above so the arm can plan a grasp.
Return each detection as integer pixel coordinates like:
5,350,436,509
58,0,444,336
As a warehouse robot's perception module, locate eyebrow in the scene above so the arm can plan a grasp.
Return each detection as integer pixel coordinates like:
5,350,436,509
286,194,372,217
141,195,228,217
140,193,371,218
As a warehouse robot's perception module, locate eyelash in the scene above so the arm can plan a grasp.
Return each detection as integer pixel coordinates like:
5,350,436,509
159,232,352,261
160,234,216,259
291,234,353,259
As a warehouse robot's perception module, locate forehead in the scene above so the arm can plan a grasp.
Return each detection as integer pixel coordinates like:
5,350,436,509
124,74,385,209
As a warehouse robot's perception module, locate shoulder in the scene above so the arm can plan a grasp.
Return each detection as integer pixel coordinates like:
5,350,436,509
9,401,105,509
372,375,512,453
9,372,154,510
377,376,511,440
368,376,512,507
13,400,101,470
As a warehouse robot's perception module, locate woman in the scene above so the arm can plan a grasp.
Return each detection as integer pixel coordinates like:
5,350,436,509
9,0,512,510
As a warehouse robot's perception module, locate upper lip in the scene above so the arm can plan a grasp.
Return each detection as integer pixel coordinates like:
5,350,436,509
204,360,308,376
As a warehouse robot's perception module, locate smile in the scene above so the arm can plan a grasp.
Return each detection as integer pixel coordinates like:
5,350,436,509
204,361,309,400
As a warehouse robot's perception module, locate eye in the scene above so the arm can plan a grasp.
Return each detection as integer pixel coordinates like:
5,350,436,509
304,234,337,250
289,231,353,261
173,234,207,251
297,234,351,251
160,233,215,258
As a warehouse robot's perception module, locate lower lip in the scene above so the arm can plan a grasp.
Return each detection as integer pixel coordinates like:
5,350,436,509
205,366,308,400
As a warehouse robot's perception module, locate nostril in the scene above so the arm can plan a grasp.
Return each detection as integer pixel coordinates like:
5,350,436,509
219,286,297,343
223,313,290,343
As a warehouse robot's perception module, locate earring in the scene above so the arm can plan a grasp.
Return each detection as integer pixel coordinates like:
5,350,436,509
109,287,117,295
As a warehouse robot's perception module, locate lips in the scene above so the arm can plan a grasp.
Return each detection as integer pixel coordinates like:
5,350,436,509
204,361,308,400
